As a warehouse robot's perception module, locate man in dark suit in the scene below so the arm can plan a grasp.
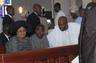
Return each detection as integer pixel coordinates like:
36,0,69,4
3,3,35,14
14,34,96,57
3,6,15,26
27,3,41,35
79,0,96,63
0,24,10,53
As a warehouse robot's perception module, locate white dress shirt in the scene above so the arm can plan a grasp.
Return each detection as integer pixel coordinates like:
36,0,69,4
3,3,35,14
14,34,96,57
75,16,82,26
4,33,9,41
72,56,79,63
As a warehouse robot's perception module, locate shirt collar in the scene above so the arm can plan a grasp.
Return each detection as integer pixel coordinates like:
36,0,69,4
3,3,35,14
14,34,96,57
33,12,38,16
7,14,12,18
4,33,9,40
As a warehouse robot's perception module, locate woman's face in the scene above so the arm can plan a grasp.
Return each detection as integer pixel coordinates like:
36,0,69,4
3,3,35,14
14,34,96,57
16,27,27,39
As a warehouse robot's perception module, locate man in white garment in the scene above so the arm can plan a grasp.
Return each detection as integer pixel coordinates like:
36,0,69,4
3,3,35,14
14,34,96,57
54,2,65,26
39,17,48,34
75,8,85,26
47,16,80,47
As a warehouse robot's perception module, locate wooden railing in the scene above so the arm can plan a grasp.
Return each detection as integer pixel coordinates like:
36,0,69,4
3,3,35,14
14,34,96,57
0,45,78,63
0,45,5,54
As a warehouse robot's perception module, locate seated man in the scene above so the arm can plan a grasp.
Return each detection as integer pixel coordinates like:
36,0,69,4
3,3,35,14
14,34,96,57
47,16,80,47
30,24,49,49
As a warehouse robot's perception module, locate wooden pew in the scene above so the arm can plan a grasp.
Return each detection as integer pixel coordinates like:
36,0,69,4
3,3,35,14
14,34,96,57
0,45,78,63
0,44,5,54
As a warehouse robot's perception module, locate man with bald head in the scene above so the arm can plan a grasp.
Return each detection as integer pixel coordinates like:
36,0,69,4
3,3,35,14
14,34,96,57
58,16,68,31
33,4,42,16
47,16,80,47
27,3,41,36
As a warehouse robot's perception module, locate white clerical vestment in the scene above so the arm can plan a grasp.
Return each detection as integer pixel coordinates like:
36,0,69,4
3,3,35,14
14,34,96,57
47,22,80,47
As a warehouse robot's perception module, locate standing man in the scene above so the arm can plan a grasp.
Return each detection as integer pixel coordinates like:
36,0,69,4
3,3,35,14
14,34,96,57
75,8,85,26
0,24,10,53
79,0,96,63
3,6,15,26
54,2,65,26
27,3,41,35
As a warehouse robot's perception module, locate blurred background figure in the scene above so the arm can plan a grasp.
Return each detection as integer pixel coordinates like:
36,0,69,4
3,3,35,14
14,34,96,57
39,17,48,34
0,24,10,53
54,2,65,26
3,6,15,26
39,7,48,34
27,3,41,36
75,8,85,27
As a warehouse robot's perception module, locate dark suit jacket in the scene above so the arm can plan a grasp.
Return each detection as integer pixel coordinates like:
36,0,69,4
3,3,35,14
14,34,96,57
3,15,14,26
27,12,40,35
0,33,9,46
79,2,96,63
0,33,9,53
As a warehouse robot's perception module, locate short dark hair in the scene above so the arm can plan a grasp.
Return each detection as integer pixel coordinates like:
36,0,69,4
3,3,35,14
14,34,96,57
6,6,14,12
15,22,27,33
35,24,45,31
9,20,29,36
54,2,61,10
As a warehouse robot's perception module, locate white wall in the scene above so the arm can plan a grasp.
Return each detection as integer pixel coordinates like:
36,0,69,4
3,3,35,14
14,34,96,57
70,0,78,12
12,0,90,21
12,0,52,21
13,0,72,21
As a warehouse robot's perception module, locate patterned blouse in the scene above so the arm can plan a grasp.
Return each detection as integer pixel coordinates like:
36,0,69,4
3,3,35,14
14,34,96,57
6,36,32,53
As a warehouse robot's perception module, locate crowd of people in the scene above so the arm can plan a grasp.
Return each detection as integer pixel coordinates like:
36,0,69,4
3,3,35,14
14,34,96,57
0,0,96,63
0,2,84,56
